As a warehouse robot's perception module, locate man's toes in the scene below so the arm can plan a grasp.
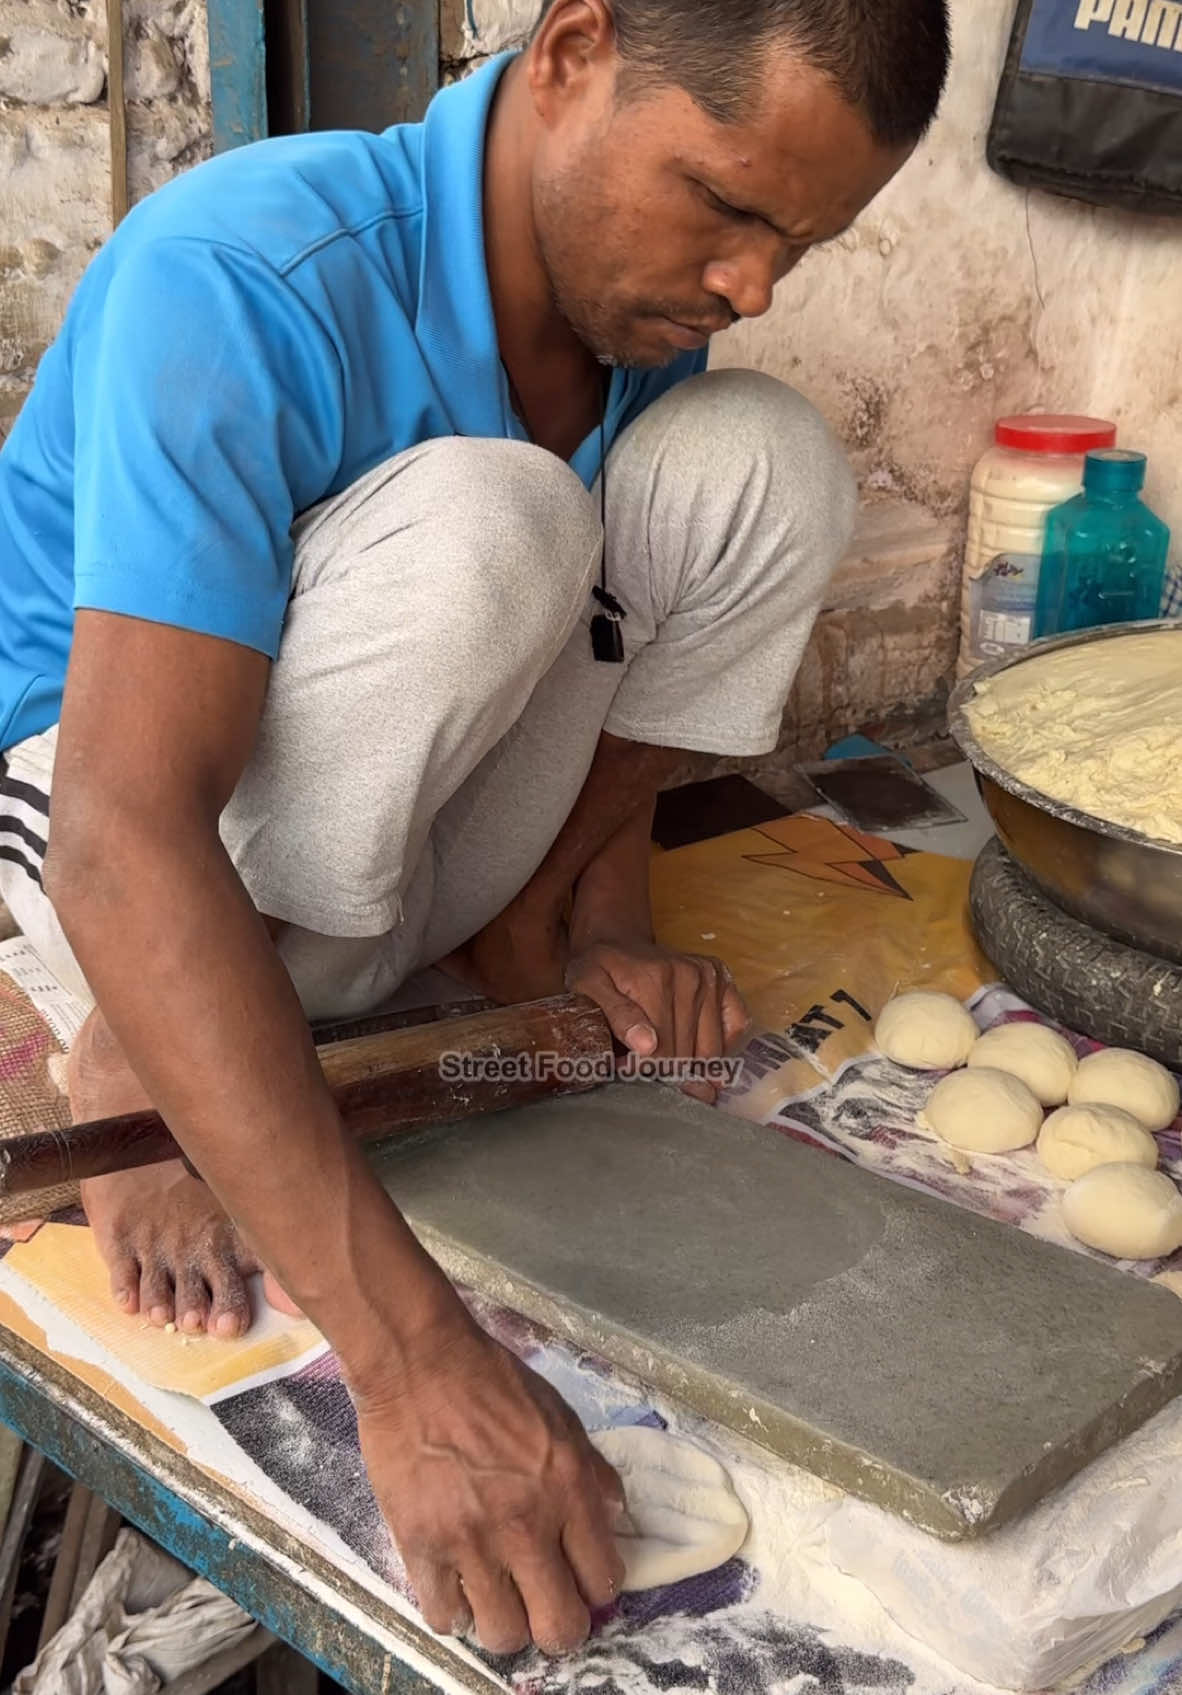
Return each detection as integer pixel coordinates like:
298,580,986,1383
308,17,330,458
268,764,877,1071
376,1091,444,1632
262,1272,304,1319
107,1253,142,1317
207,1258,252,1340
139,1260,176,1327
175,1266,212,1334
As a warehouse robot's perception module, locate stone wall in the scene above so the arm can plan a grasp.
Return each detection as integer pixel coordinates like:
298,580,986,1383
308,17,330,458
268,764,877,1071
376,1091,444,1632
445,0,1182,758
0,0,211,444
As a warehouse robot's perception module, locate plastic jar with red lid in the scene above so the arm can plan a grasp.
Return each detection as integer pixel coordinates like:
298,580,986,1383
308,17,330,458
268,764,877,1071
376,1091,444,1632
958,413,1117,677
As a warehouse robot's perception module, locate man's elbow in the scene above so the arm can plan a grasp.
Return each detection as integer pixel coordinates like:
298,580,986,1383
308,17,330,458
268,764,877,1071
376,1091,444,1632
42,809,115,928
44,789,157,929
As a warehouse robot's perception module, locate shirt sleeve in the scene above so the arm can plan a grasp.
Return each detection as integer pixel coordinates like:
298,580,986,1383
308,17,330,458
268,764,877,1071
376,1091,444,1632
71,236,344,659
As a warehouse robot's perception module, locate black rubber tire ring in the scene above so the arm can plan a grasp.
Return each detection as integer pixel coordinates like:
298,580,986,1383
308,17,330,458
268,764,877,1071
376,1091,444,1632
970,838,1182,1068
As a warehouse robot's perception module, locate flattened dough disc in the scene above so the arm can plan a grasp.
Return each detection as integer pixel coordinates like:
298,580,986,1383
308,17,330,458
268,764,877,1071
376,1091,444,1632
591,1426,749,1591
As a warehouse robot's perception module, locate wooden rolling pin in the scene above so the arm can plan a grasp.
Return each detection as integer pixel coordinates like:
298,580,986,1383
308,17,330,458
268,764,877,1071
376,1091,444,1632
0,994,613,1200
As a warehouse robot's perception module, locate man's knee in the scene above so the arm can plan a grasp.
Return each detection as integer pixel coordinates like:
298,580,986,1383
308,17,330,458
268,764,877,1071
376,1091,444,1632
304,438,603,665
223,442,605,937
66,1005,148,1116
427,439,604,654
621,368,858,555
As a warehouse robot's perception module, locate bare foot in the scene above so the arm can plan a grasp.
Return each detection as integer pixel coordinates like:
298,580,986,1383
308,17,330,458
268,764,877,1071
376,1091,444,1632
81,1161,258,1336
69,1010,300,1336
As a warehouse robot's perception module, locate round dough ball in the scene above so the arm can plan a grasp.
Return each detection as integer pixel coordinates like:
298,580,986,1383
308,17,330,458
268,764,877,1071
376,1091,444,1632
967,1023,1077,1107
1062,1163,1182,1261
875,992,978,1071
590,1426,749,1591
1038,1103,1159,1181
1068,1049,1180,1132
917,1067,1043,1153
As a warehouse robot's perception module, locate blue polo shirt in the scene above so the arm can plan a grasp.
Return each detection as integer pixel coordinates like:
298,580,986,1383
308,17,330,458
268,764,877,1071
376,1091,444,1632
0,55,704,754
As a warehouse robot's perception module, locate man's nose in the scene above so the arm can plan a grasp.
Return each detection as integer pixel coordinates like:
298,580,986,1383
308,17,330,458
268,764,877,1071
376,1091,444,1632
701,255,777,323
703,241,806,324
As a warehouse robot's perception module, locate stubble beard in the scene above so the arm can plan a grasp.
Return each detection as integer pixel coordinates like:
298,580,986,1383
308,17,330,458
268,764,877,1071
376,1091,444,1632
535,179,680,371
551,282,683,372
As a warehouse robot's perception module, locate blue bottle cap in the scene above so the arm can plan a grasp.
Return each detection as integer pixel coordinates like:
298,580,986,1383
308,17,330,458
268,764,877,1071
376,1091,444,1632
1083,448,1147,495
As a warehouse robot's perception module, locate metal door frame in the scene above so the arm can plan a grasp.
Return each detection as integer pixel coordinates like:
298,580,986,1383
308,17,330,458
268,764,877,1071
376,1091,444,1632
207,0,441,148
208,0,268,149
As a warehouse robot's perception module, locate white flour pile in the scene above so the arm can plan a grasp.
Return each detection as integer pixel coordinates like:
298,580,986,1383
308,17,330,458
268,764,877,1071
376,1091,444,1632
688,1393,1182,1693
966,629,1182,845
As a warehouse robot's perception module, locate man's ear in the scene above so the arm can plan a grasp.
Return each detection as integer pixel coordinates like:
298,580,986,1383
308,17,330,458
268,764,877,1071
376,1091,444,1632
527,0,617,117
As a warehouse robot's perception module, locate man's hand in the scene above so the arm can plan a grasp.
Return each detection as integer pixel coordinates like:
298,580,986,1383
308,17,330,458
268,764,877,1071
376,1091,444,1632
565,940,750,1101
356,1321,625,1655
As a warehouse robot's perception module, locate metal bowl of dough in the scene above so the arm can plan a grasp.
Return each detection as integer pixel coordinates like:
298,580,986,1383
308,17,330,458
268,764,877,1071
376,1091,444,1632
948,620,1182,966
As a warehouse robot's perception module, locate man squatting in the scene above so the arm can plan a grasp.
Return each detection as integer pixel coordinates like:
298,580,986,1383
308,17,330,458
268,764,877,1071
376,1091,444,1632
0,0,949,1656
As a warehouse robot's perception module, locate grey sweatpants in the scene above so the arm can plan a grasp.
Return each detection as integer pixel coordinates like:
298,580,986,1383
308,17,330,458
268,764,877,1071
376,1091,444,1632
0,370,856,1020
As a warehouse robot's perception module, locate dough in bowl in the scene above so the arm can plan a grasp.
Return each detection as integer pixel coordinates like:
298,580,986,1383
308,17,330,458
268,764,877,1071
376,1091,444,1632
590,1426,749,1592
1038,1103,1159,1181
1062,1163,1182,1260
967,1023,1077,1107
917,1068,1043,1152
1068,1049,1180,1133
875,991,978,1071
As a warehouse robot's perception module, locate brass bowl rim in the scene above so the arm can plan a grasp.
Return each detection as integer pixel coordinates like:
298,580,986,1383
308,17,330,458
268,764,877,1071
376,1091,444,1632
947,619,1182,862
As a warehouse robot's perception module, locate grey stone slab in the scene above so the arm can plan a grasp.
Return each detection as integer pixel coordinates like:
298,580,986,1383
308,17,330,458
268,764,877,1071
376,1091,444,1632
371,1084,1182,1540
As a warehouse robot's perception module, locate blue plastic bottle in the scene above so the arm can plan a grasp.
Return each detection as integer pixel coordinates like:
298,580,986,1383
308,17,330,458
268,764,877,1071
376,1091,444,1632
1034,450,1171,638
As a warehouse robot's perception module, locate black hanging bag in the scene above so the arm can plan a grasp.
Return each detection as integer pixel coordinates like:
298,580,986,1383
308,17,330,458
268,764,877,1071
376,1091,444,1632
988,0,1182,214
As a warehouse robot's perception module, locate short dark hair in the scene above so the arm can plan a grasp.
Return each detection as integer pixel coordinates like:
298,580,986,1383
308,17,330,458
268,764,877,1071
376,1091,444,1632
577,0,951,146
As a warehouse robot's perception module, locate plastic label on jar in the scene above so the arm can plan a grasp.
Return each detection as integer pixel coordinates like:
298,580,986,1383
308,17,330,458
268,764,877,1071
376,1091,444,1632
966,552,1041,665
980,608,1033,646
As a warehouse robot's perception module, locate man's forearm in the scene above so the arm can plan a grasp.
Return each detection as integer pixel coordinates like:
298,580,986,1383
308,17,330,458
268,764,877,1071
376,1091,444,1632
47,823,466,1397
515,733,680,918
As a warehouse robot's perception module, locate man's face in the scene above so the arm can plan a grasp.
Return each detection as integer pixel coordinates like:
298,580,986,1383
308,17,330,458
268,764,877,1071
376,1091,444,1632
530,44,912,369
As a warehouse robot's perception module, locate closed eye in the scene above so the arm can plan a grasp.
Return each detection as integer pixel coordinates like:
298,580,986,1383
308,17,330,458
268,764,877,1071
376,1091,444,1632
697,183,758,223
695,181,811,253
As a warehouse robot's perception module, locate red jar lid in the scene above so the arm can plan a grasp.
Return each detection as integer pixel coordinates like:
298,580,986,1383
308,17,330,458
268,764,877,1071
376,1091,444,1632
995,415,1117,454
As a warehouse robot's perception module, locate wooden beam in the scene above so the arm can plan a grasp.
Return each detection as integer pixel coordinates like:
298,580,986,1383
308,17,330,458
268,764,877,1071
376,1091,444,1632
36,1480,92,1650
106,0,129,224
0,1447,45,1649
67,1490,120,1612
